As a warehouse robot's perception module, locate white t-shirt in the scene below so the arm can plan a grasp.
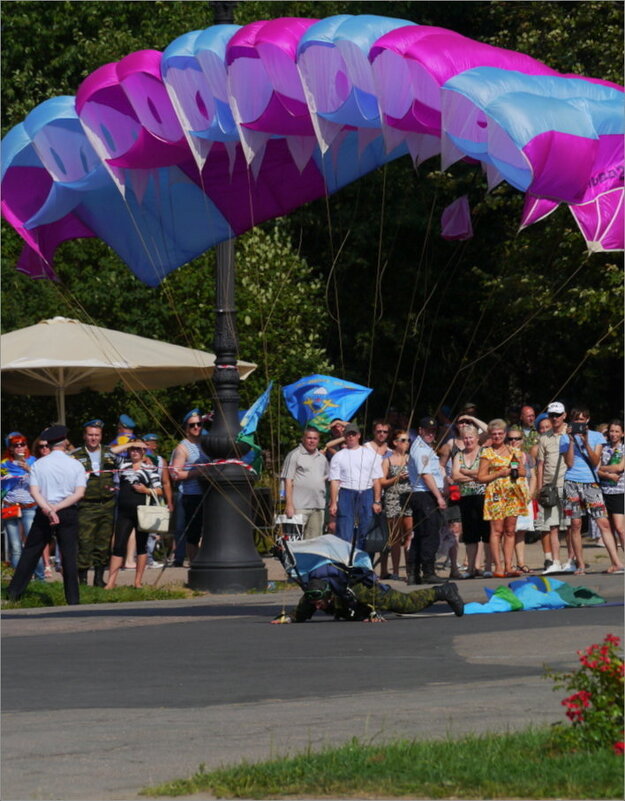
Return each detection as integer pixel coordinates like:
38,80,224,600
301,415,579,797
328,446,383,491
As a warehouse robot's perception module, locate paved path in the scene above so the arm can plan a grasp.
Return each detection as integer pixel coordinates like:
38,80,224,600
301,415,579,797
2,541,623,801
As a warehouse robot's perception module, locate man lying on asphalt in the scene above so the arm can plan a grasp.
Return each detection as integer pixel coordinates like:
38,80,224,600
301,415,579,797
271,562,465,623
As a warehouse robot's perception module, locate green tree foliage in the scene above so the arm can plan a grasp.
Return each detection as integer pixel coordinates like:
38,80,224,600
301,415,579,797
1,219,331,452
1,1,623,453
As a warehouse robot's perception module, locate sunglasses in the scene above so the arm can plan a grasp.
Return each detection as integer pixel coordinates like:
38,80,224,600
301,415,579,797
375,429,390,435
507,436,522,442
11,441,27,447
38,443,50,450
187,422,202,429
396,437,409,442
548,412,563,418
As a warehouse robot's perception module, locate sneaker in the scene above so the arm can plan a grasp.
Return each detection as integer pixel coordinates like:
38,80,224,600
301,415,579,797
482,570,493,578
148,561,164,569
543,559,553,571
543,561,563,575
561,559,577,573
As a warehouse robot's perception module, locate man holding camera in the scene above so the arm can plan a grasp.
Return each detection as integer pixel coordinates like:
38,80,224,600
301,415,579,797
560,407,623,575
536,402,572,574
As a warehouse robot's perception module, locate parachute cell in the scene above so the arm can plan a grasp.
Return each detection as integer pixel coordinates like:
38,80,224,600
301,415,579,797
2,13,622,285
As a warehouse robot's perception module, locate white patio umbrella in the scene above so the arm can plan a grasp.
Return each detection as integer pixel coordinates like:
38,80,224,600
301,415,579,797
0,317,256,424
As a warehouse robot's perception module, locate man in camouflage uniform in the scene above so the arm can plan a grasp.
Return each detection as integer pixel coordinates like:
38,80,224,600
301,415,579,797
72,419,117,587
271,564,464,623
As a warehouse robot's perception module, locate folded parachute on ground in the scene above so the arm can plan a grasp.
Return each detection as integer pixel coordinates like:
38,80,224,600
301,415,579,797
2,14,622,287
463,576,607,614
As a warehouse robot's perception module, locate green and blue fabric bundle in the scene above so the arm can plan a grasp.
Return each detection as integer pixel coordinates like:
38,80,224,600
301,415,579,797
464,576,606,614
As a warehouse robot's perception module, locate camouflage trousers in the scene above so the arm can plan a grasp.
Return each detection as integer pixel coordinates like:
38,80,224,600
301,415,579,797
77,500,115,569
352,583,437,614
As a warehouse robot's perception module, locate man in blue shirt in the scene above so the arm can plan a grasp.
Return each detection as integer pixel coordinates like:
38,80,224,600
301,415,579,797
560,406,623,575
408,416,447,584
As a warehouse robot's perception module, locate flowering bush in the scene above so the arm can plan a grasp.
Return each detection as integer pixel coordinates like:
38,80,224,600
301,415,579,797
546,634,624,753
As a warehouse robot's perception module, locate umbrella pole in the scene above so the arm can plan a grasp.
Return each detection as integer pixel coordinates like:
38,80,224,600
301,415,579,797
187,235,267,593
56,369,66,425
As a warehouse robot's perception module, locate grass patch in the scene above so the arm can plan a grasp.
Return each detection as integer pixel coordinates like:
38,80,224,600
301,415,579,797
1,578,197,608
247,580,297,594
141,728,623,799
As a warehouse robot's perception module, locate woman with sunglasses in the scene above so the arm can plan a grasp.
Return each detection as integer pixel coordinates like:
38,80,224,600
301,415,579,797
105,439,162,589
379,430,413,580
477,419,528,578
1,433,46,579
506,426,536,573
169,409,209,566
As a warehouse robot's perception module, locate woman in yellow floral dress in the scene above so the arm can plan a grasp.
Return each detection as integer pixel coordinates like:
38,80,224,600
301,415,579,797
477,419,528,578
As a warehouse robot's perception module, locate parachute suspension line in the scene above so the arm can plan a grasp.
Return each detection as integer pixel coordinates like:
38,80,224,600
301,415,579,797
458,257,590,374
433,222,594,420
435,276,499,415
113,186,226,424
363,165,388,428
160,167,215,356
320,161,346,377
239,158,283,504
550,317,624,403
118,190,170,288
43,280,181,436
386,184,439,413
406,203,464,417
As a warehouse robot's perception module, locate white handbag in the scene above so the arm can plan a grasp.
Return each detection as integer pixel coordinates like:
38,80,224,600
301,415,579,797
136,489,170,534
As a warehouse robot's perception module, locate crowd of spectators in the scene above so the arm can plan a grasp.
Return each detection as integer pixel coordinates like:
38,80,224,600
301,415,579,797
1,411,206,599
280,401,624,582
2,399,623,602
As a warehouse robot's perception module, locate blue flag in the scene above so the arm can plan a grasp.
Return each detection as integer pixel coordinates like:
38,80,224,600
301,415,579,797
282,374,372,432
239,381,273,438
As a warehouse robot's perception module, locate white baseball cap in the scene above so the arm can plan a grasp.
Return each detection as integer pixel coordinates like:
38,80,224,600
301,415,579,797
547,402,565,414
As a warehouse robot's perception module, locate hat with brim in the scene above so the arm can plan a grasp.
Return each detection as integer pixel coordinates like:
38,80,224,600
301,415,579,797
419,416,437,429
344,423,360,436
40,425,68,445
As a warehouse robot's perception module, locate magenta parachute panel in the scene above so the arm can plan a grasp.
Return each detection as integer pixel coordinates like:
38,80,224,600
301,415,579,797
2,14,623,285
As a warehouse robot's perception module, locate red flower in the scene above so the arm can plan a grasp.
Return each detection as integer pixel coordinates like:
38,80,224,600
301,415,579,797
613,741,624,756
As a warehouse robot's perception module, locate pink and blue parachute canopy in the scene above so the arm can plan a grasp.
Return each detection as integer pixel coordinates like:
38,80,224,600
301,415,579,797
2,14,623,286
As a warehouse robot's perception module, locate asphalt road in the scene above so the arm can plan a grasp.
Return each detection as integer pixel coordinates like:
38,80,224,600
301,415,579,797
2,573,623,801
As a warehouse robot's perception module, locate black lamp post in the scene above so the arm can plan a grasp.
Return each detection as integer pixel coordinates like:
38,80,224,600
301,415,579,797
188,0,267,592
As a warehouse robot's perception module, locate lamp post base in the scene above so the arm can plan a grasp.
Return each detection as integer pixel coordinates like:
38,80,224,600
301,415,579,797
187,461,267,593
188,564,267,593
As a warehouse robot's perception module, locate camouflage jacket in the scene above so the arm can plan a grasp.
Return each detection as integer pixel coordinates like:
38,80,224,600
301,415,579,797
71,446,117,502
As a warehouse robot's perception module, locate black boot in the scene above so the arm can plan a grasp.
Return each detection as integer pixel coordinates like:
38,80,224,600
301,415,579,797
434,582,465,617
422,563,443,583
78,569,89,585
93,567,106,588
